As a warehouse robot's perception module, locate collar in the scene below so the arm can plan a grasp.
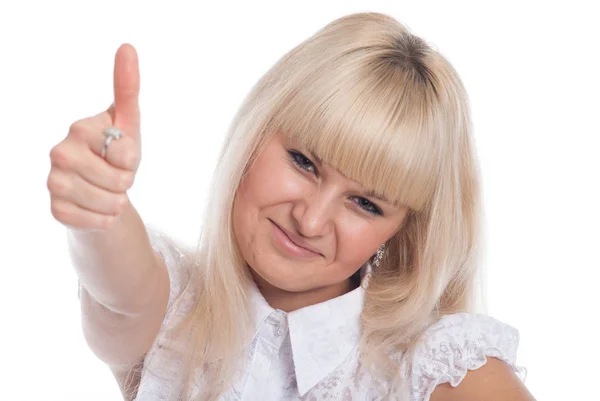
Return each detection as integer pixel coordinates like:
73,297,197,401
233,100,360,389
287,285,364,395
248,276,367,396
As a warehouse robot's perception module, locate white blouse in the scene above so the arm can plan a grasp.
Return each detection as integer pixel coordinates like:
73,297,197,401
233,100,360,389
132,227,527,400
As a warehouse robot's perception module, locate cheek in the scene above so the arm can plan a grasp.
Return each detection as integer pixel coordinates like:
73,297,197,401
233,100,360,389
232,187,256,255
334,221,385,269
244,164,308,210
242,164,286,204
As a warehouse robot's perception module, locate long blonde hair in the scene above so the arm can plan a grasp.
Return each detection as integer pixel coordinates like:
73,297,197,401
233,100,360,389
142,11,485,400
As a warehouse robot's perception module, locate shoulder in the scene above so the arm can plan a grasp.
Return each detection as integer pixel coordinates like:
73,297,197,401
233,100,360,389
409,313,533,401
145,225,192,294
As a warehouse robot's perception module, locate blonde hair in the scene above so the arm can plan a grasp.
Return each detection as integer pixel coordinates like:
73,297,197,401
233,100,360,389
141,11,485,400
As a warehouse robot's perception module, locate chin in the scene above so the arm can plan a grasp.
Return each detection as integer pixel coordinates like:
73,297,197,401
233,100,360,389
248,263,312,293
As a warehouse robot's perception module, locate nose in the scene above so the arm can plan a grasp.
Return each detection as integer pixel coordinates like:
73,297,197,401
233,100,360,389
291,187,336,238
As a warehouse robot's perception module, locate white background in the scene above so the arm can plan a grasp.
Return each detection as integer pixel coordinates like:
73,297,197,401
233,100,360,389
1,1,598,400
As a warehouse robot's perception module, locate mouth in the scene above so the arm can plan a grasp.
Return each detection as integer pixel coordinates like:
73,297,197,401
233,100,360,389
269,219,322,259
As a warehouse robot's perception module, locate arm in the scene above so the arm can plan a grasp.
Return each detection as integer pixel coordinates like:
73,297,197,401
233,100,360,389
72,198,171,368
70,198,164,316
430,357,536,401
47,43,171,379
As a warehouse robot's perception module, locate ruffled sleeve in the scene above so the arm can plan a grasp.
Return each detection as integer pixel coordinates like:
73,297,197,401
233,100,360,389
410,312,527,401
132,226,195,400
145,225,192,322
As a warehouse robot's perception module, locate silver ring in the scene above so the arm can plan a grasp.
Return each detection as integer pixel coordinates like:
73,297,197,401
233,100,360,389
101,127,123,159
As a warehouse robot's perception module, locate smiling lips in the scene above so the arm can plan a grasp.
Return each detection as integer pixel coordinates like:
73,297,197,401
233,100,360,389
269,219,322,259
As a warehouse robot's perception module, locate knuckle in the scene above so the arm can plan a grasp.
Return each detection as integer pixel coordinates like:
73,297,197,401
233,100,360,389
49,145,70,168
113,195,128,213
45,174,54,192
50,199,70,222
111,173,128,192
49,145,59,160
70,126,89,143
47,173,69,195
119,172,134,191
69,120,86,138
68,120,83,133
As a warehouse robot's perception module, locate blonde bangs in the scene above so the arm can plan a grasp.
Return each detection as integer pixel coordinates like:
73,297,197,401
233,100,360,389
271,49,444,212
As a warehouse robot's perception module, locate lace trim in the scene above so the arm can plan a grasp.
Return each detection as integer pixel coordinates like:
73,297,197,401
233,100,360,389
411,313,527,401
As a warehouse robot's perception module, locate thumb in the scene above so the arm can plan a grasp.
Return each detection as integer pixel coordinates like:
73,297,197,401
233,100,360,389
112,43,141,141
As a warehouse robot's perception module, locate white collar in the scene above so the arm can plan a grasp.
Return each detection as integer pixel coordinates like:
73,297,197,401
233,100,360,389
248,278,366,396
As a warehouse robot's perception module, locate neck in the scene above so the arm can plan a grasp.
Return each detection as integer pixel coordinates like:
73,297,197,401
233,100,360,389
250,270,358,312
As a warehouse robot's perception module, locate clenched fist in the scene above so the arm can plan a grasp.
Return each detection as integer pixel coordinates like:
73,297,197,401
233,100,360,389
48,44,142,231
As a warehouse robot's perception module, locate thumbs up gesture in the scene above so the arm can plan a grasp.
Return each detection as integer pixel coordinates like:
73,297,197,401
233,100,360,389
48,44,142,231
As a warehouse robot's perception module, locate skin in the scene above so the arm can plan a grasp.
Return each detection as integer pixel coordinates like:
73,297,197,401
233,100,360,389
430,357,536,400
232,130,409,312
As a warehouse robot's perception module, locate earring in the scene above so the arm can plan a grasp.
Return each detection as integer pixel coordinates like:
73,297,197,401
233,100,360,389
373,244,385,267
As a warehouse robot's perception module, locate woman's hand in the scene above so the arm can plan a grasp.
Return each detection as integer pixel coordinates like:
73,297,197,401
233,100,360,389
47,44,142,232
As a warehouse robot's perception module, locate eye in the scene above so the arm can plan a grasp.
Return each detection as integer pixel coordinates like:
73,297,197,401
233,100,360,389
351,197,383,216
288,149,382,216
288,150,317,175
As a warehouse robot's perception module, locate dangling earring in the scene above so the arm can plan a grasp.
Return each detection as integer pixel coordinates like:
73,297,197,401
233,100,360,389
373,243,385,267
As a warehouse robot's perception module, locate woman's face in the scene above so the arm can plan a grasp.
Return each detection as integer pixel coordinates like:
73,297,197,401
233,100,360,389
233,131,409,299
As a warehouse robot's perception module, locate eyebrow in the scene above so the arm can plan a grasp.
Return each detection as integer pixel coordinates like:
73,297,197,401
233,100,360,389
307,150,323,165
363,189,397,206
301,148,398,207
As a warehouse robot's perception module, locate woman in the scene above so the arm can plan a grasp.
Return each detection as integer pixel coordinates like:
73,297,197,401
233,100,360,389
49,12,534,400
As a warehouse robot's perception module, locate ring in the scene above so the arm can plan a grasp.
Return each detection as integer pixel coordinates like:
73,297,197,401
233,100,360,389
101,127,124,159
